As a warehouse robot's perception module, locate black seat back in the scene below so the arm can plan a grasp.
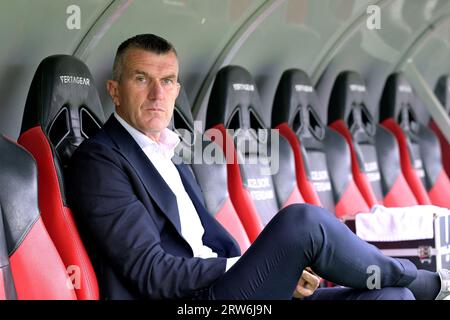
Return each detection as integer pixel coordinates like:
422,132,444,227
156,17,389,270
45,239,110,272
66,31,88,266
380,73,449,207
329,71,389,202
206,66,303,239
433,75,450,177
273,69,368,216
380,74,428,187
0,195,16,300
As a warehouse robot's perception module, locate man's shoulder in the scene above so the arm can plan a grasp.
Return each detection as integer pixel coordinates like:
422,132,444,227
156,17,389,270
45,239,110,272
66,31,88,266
76,115,126,154
72,126,116,162
67,127,123,188
81,127,110,148
75,129,106,153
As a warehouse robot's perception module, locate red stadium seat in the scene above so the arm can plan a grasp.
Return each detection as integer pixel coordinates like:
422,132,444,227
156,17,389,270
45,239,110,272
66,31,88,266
432,75,450,178
205,66,305,242
18,55,103,299
272,69,369,219
329,71,420,208
380,73,449,208
0,135,76,299
0,190,15,300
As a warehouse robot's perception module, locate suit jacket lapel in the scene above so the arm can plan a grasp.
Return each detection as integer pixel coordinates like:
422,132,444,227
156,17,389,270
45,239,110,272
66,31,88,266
103,116,182,234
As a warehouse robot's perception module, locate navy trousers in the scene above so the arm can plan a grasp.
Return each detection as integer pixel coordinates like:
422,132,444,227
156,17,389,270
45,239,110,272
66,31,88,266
208,204,417,300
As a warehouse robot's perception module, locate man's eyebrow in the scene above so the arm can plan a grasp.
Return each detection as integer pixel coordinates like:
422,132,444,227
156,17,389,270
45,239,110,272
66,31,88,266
163,74,178,80
132,70,148,76
132,70,177,79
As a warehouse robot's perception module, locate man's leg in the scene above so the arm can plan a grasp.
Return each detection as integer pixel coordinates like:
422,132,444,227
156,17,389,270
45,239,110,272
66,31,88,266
304,287,415,300
209,204,418,300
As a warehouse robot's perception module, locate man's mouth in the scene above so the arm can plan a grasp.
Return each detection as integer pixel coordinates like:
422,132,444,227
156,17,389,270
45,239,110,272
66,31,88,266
144,107,165,112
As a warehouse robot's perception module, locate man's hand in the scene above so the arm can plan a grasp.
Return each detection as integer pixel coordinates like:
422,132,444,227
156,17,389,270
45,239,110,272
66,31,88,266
293,268,321,299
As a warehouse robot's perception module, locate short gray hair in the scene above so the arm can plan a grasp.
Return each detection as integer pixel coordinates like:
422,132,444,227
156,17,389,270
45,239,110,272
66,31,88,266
112,34,177,81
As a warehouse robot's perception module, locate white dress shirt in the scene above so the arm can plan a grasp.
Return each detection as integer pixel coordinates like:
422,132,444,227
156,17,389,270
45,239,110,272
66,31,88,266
114,113,239,271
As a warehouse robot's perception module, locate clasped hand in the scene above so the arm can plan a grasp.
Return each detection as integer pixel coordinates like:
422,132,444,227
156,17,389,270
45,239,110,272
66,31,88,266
293,267,321,299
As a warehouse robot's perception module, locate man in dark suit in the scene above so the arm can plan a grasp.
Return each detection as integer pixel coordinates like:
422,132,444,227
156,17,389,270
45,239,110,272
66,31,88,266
67,34,449,300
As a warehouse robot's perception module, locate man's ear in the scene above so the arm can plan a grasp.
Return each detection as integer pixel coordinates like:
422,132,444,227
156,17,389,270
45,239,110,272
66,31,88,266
175,82,181,98
107,80,120,106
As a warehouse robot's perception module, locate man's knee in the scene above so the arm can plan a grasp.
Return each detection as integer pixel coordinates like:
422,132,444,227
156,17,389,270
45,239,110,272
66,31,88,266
278,203,328,228
265,204,330,247
371,287,415,300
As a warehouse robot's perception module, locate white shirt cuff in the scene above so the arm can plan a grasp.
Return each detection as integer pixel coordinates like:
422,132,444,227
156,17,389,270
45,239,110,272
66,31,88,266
225,256,241,272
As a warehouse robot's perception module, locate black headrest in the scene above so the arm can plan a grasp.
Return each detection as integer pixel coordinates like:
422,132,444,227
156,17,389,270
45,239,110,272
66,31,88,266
21,55,105,163
272,69,318,126
205,65,267,131
435,75,450,115
272,69,325,139
170,86,197,150
173,86,195,133
328,71,368,124
380,73,421,136
379,72,416,121
328,71,376,137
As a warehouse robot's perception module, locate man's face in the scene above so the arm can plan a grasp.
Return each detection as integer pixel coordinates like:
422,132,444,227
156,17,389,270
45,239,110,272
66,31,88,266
107,48,180,141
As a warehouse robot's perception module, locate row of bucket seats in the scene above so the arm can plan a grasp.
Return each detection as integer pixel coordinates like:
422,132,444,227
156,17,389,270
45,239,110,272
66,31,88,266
0,53,449,299
172,65,450,252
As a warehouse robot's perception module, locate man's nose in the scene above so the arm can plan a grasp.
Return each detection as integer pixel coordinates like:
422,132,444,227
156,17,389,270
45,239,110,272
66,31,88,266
148,81,164,100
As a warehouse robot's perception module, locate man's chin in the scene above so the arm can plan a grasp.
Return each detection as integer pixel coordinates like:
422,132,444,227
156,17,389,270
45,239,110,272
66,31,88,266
142,121,169,134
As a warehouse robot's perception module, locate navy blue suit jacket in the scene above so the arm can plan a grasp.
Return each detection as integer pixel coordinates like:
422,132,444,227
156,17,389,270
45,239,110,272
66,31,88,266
67,115,240,299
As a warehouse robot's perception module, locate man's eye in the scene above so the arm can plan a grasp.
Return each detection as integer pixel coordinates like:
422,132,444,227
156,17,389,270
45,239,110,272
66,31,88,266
161,79,174,86
136,76,147,83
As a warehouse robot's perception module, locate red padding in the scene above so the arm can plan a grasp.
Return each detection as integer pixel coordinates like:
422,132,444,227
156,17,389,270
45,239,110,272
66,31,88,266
10,218,77,300
335,180,370,219
206,125,263,242
214,198,251,253
428,170,450,209
18,127,99,300
381,119,431,205
330,120,379,207
430,120,450,178
282,186,305,208
0,270,5,300
383,171,419,207
276,123,322,206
